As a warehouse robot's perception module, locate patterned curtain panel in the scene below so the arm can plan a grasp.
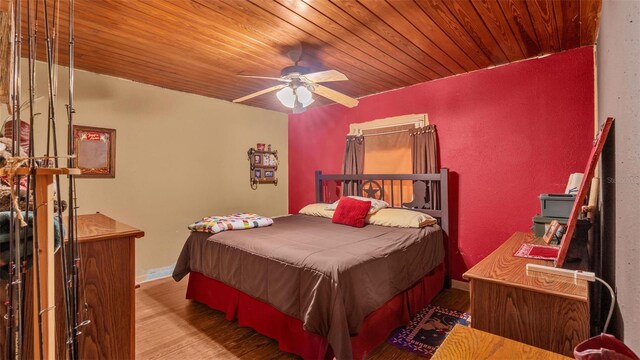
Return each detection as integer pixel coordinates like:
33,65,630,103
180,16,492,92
410,125,440,209
342,135,364,196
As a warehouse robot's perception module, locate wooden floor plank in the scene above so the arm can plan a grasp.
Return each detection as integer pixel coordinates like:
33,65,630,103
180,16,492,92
135,275,470,359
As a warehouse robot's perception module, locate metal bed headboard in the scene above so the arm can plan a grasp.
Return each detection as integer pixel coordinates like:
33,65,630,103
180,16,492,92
314,168,449,236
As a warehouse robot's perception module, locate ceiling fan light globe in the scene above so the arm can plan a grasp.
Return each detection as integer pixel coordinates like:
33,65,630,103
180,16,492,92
297,86,314,107
301,97,314,107
276,87,296,108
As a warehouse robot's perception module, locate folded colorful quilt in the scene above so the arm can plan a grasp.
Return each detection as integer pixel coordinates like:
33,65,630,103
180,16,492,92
188,213,273,234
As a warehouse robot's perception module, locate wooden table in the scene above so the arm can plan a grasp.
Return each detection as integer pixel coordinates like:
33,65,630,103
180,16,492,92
432,325,572,360
463,232,589,356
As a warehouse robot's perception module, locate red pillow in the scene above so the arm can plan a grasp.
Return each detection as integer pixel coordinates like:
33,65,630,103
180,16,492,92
331,196,372,228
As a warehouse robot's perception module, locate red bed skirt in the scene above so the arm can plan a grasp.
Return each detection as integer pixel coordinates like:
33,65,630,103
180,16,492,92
186,263,444,360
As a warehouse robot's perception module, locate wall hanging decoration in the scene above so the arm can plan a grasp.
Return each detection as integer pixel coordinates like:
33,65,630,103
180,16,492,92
73,125,116,178
248,143,278,189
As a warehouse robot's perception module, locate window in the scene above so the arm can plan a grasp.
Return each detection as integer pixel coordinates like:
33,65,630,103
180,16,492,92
349,114,428,206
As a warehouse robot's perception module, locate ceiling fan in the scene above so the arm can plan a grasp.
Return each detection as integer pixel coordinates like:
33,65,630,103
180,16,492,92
232,63,359,113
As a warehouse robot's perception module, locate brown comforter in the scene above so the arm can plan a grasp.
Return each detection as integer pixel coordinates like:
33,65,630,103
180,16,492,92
172,214,444,359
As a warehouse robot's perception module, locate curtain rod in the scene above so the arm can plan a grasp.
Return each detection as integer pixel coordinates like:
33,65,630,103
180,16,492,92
351,120,426,136
354,121,422,132
350,118,425,134
361,129,410,137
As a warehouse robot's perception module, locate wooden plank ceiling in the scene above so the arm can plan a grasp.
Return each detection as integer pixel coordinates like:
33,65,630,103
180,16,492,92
12,0,602,112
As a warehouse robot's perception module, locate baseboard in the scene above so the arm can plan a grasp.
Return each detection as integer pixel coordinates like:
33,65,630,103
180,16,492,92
137,274,173,284
451,279,470,291
135,264,175,284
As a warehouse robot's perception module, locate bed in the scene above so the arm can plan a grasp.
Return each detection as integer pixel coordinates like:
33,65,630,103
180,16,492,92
173,169,450,359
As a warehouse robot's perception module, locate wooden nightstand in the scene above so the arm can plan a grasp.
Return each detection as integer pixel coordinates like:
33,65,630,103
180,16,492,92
463,232,589,357
432,325,572,360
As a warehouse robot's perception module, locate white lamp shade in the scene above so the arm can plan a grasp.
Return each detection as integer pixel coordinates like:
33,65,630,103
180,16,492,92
296,86,314,107
276,87,296,108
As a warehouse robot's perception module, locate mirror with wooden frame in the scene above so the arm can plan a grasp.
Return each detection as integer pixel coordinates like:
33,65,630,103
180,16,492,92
73,125,116,178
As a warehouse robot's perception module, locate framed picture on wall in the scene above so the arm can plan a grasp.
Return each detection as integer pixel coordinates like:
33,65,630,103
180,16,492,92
73,125,116,178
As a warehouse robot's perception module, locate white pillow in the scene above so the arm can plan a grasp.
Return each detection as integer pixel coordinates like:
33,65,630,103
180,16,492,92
366,208,437,228
298,203,333,219
325,196,389,214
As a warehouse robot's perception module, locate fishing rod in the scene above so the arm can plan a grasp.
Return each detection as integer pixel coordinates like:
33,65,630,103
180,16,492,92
66,0,84,357
8,0,23,358
19,0,32,352
23,0,49,359
42,0,78,358
1,0,85,356
4,2,14,356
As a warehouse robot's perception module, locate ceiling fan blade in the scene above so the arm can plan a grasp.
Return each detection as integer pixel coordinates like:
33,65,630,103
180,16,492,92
302,70,348,83
238,75,291,82
233,84,286,103
312,84,358,108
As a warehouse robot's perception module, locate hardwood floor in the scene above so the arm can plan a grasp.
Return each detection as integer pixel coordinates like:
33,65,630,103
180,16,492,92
135,275,470,359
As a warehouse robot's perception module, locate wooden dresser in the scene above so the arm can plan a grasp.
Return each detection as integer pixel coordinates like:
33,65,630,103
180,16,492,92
69,213,144,359
463,232,589,357
432,325,572,360
0,213,144,359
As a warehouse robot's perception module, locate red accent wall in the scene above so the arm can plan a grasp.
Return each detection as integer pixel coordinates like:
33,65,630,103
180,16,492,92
288,46,595,280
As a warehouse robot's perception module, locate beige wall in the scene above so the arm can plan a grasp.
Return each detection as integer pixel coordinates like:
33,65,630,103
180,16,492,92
1,61,289,279
597,0,640,352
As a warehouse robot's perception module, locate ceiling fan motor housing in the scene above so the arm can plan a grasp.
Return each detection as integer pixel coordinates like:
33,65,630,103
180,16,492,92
281,65,311,78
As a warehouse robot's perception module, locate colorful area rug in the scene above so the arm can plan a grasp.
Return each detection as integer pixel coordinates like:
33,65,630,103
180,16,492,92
388,305,471,358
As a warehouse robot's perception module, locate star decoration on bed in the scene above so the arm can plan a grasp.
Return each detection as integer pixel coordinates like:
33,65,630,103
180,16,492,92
363,183,380,199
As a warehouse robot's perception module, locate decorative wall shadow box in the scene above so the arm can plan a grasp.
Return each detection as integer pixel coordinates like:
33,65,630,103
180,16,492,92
247,144,278,189
73,125,116,178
